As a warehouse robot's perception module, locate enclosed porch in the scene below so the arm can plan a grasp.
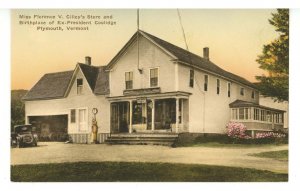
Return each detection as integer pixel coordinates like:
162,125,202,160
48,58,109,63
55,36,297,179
108,92,190,134
229,100,285,133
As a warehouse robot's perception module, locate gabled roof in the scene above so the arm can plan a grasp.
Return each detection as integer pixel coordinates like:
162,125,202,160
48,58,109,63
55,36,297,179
107,30,257,89
78,63,99,90
23,71,73,100
23,64,109,101
229,100,285,112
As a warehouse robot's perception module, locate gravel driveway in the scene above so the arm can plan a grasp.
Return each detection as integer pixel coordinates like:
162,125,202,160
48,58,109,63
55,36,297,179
11,142,288,173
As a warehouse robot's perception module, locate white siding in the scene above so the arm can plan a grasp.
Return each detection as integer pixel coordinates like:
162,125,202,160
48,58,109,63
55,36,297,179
109,36,175,96
25,68,111,140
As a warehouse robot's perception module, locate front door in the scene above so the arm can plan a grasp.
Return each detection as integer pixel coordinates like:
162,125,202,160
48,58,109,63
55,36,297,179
111,102,129,133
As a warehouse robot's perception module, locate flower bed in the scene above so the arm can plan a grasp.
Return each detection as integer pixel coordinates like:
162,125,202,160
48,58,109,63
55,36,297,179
226,121,287,144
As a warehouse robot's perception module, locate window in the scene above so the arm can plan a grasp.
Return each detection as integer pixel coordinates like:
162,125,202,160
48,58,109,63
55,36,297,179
227,83,231,97
266,111,272,122
239,108,244,120
204,75,208,91
240,87,244,96
245,108,249,119
251,90,255,99
125,71,133,89
132,101,145,124
216,79,220,94
70,109,76,123
260,110,266,121
150,68,158,87
77,79,83,95
254,108,260,120
189,70,194,88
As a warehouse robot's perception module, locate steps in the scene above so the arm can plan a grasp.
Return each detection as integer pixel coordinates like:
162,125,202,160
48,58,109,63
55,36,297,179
105,133,178,146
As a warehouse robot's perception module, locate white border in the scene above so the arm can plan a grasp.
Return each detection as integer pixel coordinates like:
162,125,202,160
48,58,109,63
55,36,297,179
2,5,300,191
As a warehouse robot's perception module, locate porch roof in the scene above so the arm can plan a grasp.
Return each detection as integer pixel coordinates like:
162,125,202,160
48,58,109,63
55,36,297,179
229,99,285,113
106,91,191,102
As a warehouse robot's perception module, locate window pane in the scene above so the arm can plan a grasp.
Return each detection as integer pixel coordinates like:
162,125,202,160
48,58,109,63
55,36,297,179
77,79,83,86
239,108,244,120
228,83,231,97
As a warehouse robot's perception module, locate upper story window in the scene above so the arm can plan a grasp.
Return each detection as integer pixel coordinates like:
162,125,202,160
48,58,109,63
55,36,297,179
251,90,255,99
227,82,231,97
150,68,158,87
125,71,133,89
216,79,220,94
204,75,208,91
189,70,194,88
240,87,244,96
77,79,83,95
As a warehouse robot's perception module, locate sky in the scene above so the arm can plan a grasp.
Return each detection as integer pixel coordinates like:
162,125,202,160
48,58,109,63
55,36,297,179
11,9,279,90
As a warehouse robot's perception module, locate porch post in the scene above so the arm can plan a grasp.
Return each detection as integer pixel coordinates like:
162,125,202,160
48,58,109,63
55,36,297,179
151,99,155,131
129,100,133,133
176,98,179,133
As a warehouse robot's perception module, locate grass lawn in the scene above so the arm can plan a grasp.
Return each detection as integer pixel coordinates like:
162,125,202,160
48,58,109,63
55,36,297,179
11,162,288,182
249,150,288,161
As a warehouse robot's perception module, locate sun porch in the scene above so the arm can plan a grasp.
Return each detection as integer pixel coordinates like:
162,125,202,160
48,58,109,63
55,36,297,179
229,100,285,134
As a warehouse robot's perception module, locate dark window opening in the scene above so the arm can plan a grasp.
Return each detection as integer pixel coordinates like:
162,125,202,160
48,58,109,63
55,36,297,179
204,75,208,91
70,109,76,123
77,79,83,95
240,87,244,96
189,70,194,88
217,79,220,94
228,83,231,97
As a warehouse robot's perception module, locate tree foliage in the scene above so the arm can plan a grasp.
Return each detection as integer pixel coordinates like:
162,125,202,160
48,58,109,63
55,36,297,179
256,9,289,101
11,90,28,131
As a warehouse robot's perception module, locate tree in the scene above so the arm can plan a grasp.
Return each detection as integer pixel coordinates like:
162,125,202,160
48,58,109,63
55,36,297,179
11,90,28,131
256,9,289,101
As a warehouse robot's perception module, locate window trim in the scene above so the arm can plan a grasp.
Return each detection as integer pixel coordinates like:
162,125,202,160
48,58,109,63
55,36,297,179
125,71,133,90
149,67,159,87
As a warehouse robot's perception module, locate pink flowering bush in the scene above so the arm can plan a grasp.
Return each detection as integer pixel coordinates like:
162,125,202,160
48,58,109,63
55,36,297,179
226,121,251,139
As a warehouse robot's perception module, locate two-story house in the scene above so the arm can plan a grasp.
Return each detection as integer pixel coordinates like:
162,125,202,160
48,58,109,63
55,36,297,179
23,30,285,143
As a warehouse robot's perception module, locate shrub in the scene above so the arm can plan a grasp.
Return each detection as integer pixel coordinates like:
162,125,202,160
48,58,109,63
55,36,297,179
226,121,251,140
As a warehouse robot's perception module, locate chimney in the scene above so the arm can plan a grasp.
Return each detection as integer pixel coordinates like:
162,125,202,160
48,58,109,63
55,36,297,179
85,56,91,65
203,47,209,60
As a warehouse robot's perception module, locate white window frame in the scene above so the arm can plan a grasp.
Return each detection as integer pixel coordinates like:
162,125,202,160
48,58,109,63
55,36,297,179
125,71,133,90
149,67,159,87
77,78,83,95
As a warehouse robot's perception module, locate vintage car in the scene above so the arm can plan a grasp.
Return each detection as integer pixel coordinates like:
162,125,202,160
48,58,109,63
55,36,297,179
11,125,38,147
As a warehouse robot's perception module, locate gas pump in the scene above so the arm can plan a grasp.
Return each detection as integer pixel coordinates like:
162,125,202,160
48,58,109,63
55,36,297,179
92,108,98,144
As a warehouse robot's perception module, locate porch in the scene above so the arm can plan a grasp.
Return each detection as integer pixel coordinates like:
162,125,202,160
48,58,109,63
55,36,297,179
229,100,285,133
107,91,190,134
